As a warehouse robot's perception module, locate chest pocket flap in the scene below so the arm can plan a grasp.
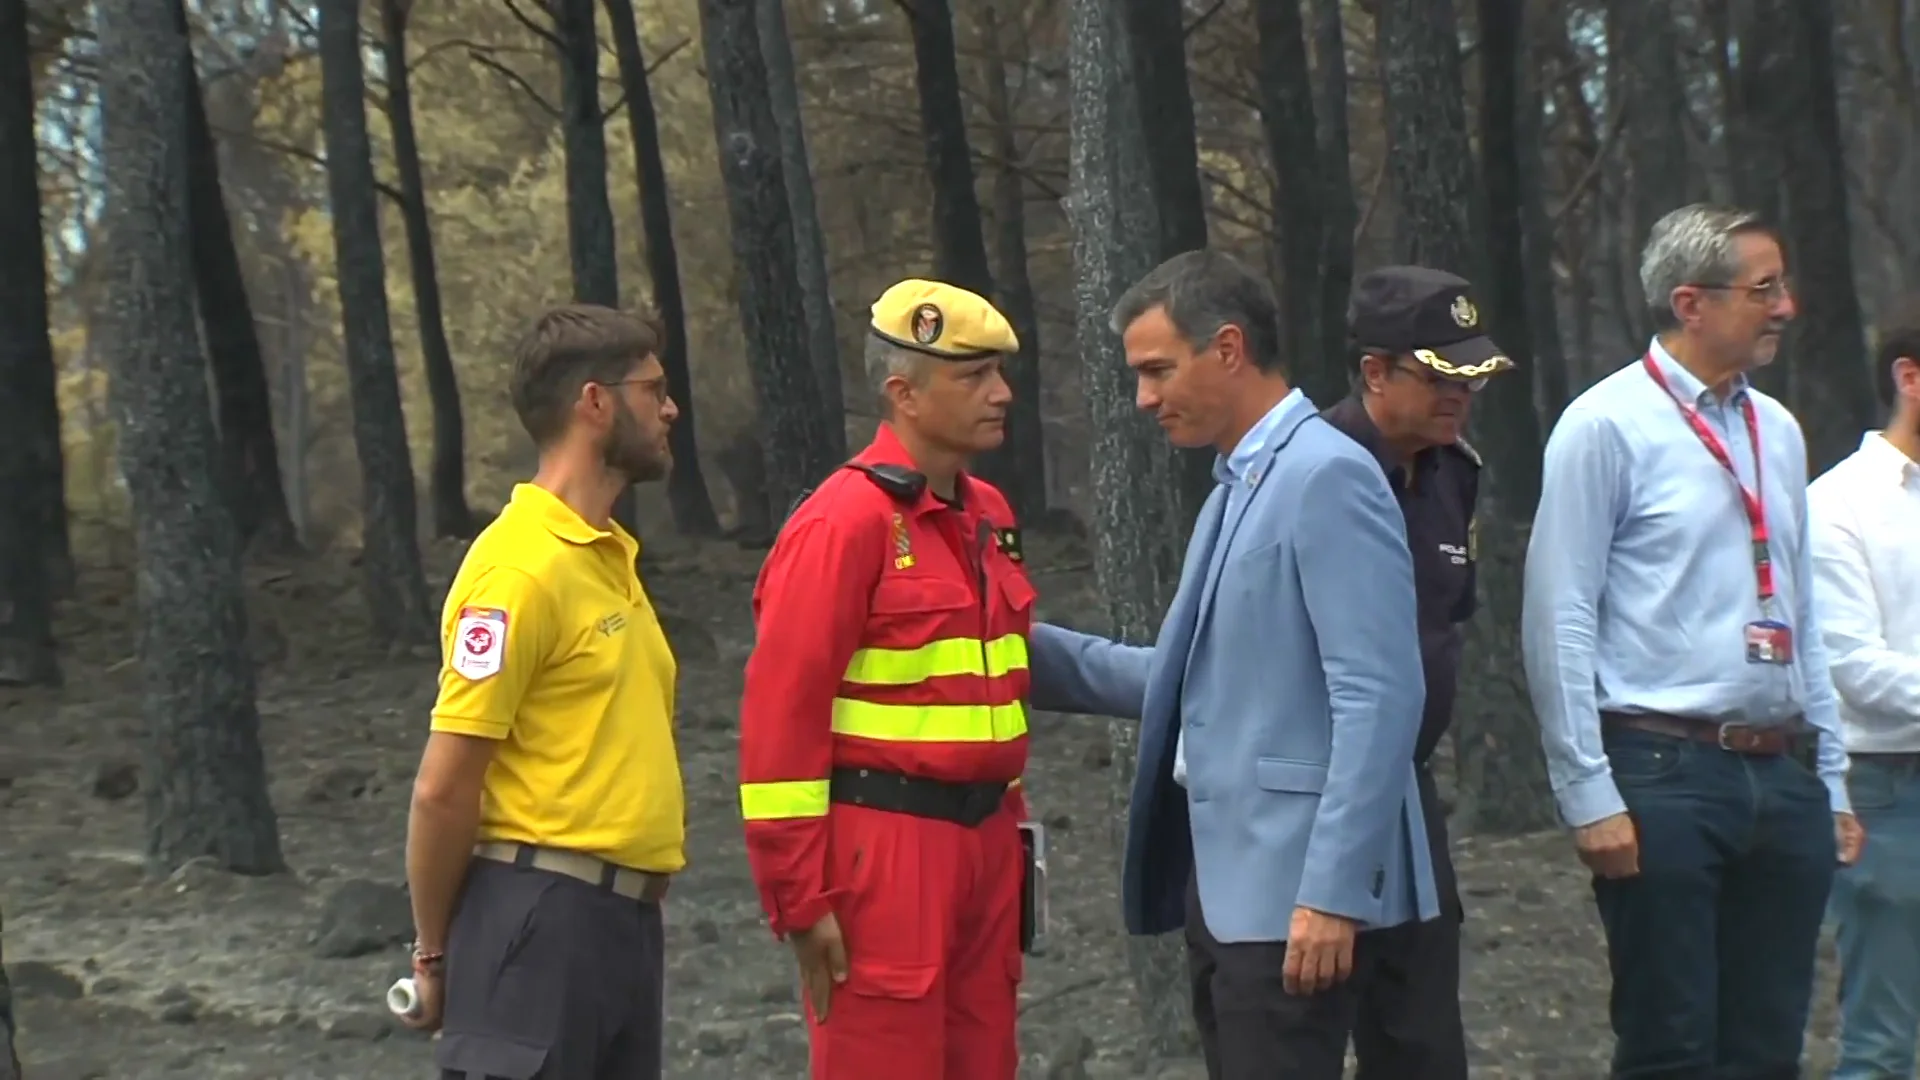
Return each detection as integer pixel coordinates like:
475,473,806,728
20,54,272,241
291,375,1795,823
871,575,975,615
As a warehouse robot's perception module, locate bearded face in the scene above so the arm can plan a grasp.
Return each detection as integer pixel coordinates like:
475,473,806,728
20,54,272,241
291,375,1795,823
601,393,670,483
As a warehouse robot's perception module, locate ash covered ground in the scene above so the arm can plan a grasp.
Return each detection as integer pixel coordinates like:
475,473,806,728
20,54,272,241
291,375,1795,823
1,532,1845,1079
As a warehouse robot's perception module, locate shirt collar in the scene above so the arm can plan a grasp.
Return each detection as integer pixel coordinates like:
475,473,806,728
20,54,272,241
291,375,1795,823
1216,388,1307,486
1647,337,1750,407
1857,430,1920,482
1321,394,1435,491
511,482,638,556
857,423,972,516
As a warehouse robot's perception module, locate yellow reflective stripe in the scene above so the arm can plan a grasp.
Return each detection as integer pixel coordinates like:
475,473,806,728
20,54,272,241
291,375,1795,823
829,698,1029,743
841,634,1029,685
739,779,830,821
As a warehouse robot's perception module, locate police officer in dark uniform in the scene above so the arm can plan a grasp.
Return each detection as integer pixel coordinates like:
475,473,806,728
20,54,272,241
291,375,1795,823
1320,265,1514,1080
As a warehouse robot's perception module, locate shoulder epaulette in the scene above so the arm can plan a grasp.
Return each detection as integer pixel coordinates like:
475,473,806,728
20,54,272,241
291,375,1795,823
1450,437,1482,468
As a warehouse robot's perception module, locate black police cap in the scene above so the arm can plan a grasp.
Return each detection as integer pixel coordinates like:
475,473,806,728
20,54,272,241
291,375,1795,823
1349,266,1514,381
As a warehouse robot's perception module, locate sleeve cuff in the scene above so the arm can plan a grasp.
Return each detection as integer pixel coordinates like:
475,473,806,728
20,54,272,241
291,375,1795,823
1555,774,1628,830
768,893,834,938
1825,775,1851,815
429,714,511,739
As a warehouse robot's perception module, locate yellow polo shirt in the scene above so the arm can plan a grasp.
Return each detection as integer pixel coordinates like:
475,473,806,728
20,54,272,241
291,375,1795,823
430,483,685,873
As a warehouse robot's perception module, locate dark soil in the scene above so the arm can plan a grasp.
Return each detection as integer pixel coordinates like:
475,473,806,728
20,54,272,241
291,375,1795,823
0,532,1844,1078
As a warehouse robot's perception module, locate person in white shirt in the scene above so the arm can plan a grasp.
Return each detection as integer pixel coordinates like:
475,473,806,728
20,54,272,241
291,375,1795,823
1809,296,1920,1080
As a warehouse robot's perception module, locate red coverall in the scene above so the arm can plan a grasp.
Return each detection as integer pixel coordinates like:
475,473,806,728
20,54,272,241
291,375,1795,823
739,424,1035,1080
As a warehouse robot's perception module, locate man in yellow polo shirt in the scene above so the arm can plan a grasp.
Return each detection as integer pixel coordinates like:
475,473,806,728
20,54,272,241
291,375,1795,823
403,303,686,1080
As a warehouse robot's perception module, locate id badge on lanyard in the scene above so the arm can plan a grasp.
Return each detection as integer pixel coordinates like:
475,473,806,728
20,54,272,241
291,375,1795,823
1641,355,1792,666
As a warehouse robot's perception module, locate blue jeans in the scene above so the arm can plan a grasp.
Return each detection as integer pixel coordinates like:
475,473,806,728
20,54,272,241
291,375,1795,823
1592,726,1837,1079
1831,755,1920,1079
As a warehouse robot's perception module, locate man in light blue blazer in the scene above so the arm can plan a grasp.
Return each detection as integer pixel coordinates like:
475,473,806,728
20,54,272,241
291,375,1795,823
1031,250,1436,1080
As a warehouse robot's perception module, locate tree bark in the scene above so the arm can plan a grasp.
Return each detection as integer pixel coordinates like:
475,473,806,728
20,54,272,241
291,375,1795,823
1252,0,1336,401
0,0,73,605
318,0,434,647
904,0,995,298
975,0,1047,521
380,0,474,539
605,0,724,535
95,0,285,875
1310,0,1357,386
1777,0,1879,472
549,0,635,531
1610,0,1693,346
1120,0,1215,526
696,0,843,516
173,0,300,556
756,0,847,446
0,0,63,687
1067,0,1195,1063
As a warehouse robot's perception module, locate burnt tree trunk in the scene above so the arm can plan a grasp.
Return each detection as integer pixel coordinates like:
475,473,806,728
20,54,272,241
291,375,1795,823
1310,0,1357,386
978,0,1047,521
1610,0,1693,346
96,0,285,874
604,0,724,535
380,0,473,539
696,0,842,516
1777,0,1878,472
1,905,21,1078
4,0,74,601
173,0,300,556
1465,0,1555,834
549,0,634,531
756,0,847,446
905,0,995,298
1067,0,1195,1063
0,0,63,687
1121,0,1214,527
318,0,433,646
1252,0,1337,401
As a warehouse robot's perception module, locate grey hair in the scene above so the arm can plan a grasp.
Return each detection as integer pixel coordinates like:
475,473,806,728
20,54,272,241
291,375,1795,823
1639,203,1774,331
1109,249,1286,373
864,334,936,415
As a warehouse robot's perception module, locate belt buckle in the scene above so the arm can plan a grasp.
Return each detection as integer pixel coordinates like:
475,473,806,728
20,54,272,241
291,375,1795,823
1716,723,1745,751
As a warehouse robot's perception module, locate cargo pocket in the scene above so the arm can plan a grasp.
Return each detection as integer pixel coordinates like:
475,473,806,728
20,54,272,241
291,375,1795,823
843,958,938,1002
433,1031,548,1079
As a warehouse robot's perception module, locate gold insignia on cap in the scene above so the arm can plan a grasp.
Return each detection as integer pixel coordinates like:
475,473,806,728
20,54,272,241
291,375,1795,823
1413,348,1514,380
870,279,1020,360
1450,296,1478,328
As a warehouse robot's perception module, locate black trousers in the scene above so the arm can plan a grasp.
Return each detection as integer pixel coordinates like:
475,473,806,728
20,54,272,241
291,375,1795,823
436,859,665,1080
1186,871,1465,1080
1352,766,1468,1080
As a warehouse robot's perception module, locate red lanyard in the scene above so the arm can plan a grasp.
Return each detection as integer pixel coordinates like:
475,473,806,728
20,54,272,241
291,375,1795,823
1640,353,1775,606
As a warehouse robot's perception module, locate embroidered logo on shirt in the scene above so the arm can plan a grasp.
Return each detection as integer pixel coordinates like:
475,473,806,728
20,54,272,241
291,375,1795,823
596,612,628,637
892,512,916,570
452,606,507,680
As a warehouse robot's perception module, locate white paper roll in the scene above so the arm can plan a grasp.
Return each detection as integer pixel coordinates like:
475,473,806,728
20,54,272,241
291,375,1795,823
386,976,422,1019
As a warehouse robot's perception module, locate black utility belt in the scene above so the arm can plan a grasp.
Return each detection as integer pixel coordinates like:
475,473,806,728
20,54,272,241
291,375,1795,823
828,767,1012,828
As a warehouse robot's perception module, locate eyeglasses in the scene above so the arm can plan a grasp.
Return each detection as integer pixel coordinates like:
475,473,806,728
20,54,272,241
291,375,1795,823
1687,276,1794,303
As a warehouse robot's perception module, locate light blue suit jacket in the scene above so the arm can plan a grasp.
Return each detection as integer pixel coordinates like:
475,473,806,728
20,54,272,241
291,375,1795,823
1031,391,1437,942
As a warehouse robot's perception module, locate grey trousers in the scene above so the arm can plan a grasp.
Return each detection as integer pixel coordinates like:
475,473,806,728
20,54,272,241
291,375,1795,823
435,859,665,1080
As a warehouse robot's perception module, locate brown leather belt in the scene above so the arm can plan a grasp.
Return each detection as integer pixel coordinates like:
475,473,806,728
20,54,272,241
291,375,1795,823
473,842,671,903
1601,710,1809,756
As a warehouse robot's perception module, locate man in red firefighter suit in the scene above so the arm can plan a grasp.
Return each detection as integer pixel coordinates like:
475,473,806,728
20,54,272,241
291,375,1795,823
739,278,1036,1080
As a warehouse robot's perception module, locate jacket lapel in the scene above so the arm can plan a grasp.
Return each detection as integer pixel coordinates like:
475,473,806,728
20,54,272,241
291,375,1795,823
1141,482,1227,733
1187,400,1319,638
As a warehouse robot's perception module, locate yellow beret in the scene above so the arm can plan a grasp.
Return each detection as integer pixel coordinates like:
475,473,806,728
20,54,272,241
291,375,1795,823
869,279,1019,360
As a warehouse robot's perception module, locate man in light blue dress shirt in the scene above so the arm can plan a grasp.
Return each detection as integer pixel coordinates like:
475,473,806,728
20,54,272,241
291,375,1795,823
1522,203,1864,1078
